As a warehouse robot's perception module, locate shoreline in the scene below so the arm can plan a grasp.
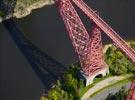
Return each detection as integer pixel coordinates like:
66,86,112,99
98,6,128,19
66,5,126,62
14,0,54,18
0,0,54,22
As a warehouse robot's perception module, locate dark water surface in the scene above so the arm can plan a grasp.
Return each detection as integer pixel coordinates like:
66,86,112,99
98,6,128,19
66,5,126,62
0,0,135,100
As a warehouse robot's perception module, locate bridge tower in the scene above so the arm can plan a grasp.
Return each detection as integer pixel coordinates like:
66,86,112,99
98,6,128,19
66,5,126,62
57,0,108,85
82,23,108,85
3,19,67,91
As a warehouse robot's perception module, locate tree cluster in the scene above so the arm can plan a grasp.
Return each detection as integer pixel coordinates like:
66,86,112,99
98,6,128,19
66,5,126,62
105,41,135,75
40,64,84,100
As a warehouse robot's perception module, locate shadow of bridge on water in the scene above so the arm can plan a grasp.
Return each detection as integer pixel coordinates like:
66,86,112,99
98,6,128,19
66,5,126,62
2,19,68,93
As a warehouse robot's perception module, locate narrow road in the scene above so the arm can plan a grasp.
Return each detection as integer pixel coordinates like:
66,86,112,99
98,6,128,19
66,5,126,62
81,74,131,100
90,82,131,100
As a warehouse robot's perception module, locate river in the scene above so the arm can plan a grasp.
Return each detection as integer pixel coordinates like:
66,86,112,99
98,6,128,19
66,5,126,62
0,0,135,100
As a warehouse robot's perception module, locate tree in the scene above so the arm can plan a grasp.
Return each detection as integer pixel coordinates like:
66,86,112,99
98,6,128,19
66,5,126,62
47,83,74,100
62,64,81,100
40,64,83,100
105,44,135,75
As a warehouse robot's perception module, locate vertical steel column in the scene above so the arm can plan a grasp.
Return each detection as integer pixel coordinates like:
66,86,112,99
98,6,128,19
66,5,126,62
83,23,106,76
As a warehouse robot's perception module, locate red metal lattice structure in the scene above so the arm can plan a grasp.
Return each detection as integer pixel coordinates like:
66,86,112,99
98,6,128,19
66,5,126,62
56,0,107,81
127,77,135,100
88,24,106,74
56,0,135,98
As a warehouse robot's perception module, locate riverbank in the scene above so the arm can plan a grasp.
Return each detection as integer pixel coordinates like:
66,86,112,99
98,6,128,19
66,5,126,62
0,0,54,22
14,0,54,18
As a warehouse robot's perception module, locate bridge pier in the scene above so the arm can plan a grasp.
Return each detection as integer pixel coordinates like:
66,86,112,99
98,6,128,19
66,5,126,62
81,66,109,86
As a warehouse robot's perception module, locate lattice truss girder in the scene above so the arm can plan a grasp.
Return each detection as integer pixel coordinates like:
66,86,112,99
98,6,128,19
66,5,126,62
58,0,90,56
71,0,135,99
57,0,106,76
82,24,105,75
72,0,135,63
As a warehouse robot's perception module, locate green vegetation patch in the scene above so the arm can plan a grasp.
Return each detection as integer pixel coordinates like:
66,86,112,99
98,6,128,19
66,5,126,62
40,63,84,100
105,42,135,75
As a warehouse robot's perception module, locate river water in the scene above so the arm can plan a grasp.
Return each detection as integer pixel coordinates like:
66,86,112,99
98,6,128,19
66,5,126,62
0,0,135,100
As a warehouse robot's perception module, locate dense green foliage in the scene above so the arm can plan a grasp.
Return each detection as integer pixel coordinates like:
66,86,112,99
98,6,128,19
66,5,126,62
40,63,84,100
105,42,135,75
105,87,127,100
